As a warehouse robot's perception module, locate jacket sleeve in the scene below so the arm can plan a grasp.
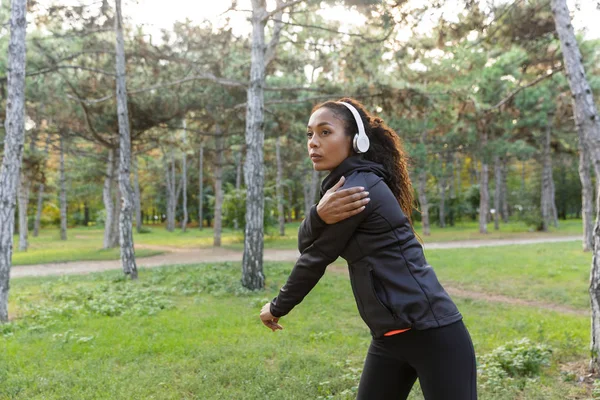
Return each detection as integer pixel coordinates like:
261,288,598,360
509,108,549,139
270,194,372,318
297,204,327,253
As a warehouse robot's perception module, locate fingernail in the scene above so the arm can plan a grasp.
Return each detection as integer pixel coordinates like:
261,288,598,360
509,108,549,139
366,198,371,202
359,187,364,190
365,191,369,195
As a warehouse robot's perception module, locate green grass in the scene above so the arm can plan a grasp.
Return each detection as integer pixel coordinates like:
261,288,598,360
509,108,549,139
12,228,161,266
2,252,594,399
427,241,592,310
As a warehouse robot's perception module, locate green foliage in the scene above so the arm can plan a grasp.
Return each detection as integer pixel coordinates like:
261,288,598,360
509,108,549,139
15,279,174,327
221,183,277,231
593,380,600,399
479,338,552,392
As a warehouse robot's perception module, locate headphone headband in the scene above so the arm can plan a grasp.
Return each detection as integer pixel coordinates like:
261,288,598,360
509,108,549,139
337,101,370,153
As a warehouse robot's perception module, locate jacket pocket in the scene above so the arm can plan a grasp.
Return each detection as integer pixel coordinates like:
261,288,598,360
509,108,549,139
369,268,397,320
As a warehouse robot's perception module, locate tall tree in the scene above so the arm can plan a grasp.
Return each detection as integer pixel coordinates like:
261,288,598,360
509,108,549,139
479,121,490,234
242,0,294,290
103,149,118,248
213,123,225,247
59,133,68,241
198,142,204,230
164,146,177,232
114,0,137,279
540,111,558,231
33,134,51,237
276,135,285,236
493,155,502,230
579,134,594,252
133,156,142,233
0,0,27,322
551,0,600,372
181,119,189,232
17,165,30,250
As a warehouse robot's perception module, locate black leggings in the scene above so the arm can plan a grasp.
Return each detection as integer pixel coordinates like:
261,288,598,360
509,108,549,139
357,320,477,400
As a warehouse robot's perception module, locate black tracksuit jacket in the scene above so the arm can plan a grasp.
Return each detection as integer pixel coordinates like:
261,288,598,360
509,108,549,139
270,155,462,338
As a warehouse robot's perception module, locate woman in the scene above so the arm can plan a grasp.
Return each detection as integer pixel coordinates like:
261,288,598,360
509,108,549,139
259,98,477,399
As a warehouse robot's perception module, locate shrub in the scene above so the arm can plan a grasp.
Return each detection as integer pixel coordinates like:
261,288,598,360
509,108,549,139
479,338,552,392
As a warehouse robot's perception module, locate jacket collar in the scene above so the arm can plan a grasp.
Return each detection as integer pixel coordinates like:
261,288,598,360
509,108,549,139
320,155,388,197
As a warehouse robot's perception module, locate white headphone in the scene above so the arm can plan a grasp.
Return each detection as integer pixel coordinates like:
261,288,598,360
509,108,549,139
337,101,370,153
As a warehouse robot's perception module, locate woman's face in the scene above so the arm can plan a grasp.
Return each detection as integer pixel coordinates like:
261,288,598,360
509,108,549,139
306,107,353,172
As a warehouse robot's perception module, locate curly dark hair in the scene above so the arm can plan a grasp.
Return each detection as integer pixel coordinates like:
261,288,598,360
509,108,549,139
312,97,416,225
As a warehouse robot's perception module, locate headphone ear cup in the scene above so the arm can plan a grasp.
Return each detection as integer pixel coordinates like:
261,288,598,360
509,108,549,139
354,133,370,153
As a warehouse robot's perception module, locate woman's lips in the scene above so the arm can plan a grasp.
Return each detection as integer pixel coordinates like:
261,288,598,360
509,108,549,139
310,155,323,162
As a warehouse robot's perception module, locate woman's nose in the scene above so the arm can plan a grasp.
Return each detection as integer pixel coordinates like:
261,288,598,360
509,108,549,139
309,135,319,148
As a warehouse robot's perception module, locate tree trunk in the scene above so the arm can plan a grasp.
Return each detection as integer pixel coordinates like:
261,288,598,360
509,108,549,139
59,133,67,241
242,0,269,290
494,155,501,231
34,134,51,236
521,160,526,193
303,168,312,219
479,129,489,234
84,202,90,227
541,114,559,231
234,150,243,230
469,156,478,185
181,120,188,232
33,179,44,236
103,148,116,249
580,137,594,252
287,185,293,222
418,170,430,236
303,167,319,218
438,174,446,228
448,157,456,227
17,170,29,251
501,157,510,223
114,0,137,278
198,143,204,230
164,147,176,232
449,155,456,200
213,124,224,247
311,169,319,203
18,131,38,250
0,0,27,322
551,0,600,372
455,155,462,199
110,172,120,247
276,136,285,236
133,156,142,234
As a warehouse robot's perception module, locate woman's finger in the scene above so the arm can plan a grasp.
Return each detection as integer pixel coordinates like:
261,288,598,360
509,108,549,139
334,176,345,187
328,176,345,193
341,197,370,212
336,186,364,198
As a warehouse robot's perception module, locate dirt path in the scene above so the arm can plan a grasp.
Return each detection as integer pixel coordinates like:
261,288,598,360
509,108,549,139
12,235,580,279
10,235,586,316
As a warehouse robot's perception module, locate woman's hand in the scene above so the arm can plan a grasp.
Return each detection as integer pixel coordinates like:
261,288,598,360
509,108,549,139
317,176,370,224
260,302,283,332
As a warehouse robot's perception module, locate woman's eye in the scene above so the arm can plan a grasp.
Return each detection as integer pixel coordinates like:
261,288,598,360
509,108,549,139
306,132,313,138
321,130,330,135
